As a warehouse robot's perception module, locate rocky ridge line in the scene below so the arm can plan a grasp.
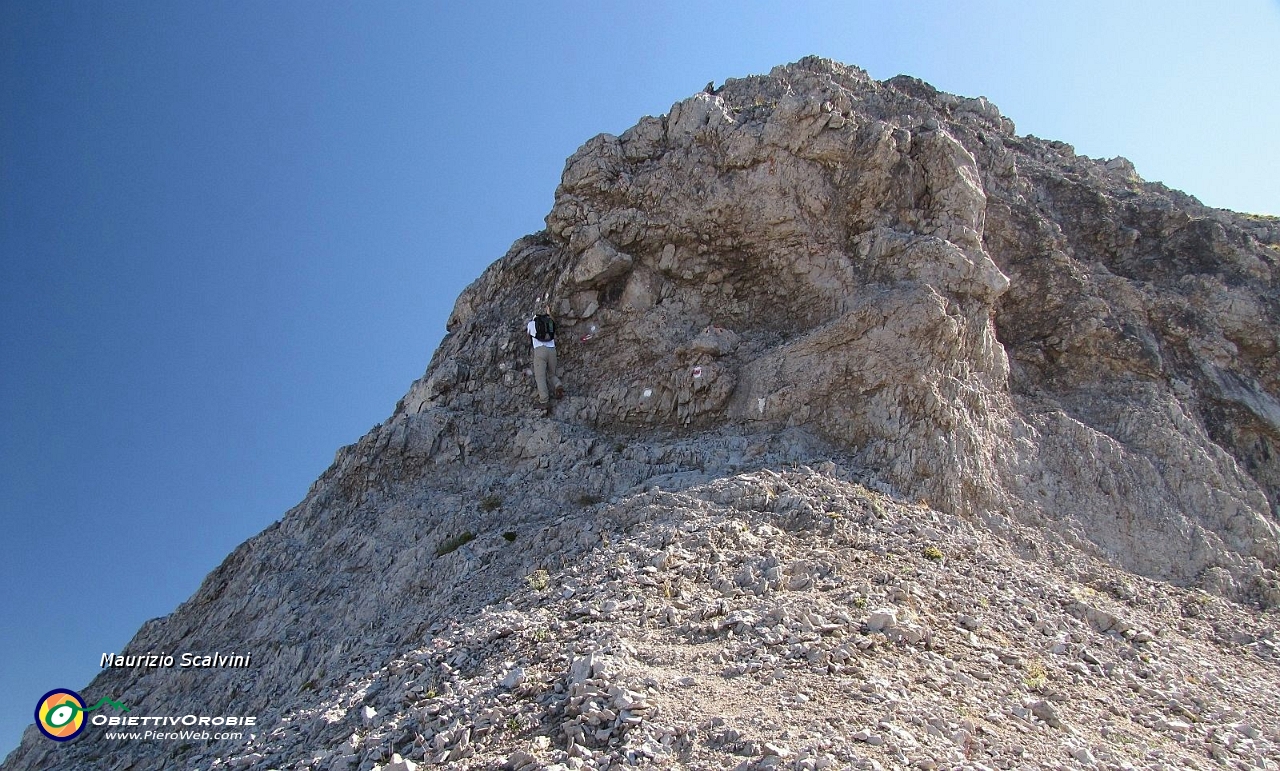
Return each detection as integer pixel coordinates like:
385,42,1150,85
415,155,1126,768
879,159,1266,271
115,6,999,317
3,56,1278,771
413,56,1279,598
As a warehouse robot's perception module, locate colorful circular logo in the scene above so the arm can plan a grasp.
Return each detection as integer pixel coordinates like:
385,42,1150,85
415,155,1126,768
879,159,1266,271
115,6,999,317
36,689,86,741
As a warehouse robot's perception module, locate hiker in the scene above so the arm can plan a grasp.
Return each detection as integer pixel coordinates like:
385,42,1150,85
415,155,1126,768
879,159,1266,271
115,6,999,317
528,304,563,410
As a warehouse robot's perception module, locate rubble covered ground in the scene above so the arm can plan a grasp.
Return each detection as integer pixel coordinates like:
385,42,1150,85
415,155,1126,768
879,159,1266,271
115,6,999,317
239,467,1278,771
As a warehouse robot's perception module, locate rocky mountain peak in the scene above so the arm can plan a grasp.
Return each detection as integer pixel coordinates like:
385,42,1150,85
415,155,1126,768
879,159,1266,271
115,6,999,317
409,55,1278,593
5,56,1278,771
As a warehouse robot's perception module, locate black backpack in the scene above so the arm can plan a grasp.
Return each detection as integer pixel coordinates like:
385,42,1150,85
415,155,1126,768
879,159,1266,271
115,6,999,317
533,314,556,342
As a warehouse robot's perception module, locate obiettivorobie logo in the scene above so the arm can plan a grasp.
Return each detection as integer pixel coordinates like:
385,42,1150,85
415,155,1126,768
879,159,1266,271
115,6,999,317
35,688,257,743
35,689,130,742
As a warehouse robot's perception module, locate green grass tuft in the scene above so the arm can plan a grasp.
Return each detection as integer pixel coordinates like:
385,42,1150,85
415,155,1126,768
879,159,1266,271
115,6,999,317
436,531,476,556
527,569,551,591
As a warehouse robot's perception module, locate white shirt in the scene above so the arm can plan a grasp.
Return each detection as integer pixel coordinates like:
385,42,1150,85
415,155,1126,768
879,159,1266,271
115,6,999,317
528,318,556,349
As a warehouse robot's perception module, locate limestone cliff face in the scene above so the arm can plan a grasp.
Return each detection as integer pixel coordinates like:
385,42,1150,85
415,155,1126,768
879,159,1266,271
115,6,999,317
5,56,1278,771
411,57,1278,592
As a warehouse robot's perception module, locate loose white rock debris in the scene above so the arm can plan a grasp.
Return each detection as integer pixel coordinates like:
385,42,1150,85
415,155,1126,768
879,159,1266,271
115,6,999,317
210,469,1277,771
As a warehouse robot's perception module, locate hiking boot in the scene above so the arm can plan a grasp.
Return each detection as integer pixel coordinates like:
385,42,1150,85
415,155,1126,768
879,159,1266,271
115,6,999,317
555,386,565,400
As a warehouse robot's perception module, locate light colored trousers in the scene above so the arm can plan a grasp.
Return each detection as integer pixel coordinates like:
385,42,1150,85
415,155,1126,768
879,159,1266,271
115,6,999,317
533,346,560,403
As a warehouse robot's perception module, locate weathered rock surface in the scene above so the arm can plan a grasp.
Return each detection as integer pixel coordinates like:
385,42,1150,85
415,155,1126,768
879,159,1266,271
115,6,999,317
435,58,1280,595
5,56,1278,771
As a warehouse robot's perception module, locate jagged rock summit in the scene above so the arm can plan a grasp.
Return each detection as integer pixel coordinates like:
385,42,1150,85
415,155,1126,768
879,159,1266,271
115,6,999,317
6,56,1278,771
418,56,1279,593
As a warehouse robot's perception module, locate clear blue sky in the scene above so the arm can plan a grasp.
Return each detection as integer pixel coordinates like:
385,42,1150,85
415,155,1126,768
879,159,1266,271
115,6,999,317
2,0,1277,756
